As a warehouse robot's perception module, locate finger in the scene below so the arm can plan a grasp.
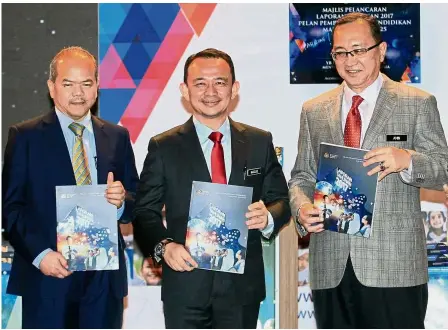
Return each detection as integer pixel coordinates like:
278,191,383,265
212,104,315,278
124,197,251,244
364,147,387,161
248,201,264,211
246,217,263,227
363,155,385,167
174,255,193,271
107,172,114,185
106,182,124,189
245,209,265,219
166,257,184,272
303,208,320,217
57,255,68,269
181,250,198,268
305,223,324,232
178,257,194,271
367,164,383,176
105,193,124,201
377,168,393,181
248,223,265,230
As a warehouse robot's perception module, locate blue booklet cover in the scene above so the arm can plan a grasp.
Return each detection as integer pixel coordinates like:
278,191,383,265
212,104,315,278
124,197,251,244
186,181,253,274
56,185,119,271
314,143,378,238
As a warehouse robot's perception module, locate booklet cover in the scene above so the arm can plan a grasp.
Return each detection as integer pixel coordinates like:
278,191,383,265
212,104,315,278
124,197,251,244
186,181,253,274
56,185,119,271
314,143,378,238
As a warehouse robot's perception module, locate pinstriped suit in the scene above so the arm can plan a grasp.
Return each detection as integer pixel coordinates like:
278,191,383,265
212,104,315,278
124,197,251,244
289,74,448,290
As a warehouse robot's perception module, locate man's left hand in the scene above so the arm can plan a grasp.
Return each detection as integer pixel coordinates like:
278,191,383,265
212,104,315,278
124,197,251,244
245,200,268,230
363,147,412,181
105,172,125,208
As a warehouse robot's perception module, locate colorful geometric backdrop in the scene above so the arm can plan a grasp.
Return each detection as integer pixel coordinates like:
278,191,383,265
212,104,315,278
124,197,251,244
99,3,216,142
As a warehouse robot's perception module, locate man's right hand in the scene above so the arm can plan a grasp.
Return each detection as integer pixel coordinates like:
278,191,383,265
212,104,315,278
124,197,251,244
39,251,73,279
163,243,198,272
298,203,324,233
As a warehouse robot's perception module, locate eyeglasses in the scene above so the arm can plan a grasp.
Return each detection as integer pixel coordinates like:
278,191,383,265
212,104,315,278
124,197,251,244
331,41,383,61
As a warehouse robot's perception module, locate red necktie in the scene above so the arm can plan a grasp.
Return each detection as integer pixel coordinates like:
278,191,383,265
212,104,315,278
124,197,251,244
209,132,227,184
344,95,364,148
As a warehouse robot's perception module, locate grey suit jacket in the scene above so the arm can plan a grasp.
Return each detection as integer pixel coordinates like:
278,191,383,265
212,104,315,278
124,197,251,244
289,74,448,290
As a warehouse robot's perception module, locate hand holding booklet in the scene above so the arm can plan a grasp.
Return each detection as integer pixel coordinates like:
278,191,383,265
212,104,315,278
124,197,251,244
56,185,119,271
185,181,253,274
313,143,379,238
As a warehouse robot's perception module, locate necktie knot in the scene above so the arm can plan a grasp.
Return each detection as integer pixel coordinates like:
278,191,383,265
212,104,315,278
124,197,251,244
351,95,364,109
209,131,223,144
69,123,86,137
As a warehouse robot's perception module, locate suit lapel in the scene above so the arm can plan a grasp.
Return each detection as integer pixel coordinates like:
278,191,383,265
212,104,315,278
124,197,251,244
41,111,76,185
228,118,248,186
178,117,211,182
361,75,397,150
326,85,345,146
92,116,109,184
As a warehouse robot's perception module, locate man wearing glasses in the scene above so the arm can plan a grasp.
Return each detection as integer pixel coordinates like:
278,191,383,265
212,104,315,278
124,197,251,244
289,13,448,328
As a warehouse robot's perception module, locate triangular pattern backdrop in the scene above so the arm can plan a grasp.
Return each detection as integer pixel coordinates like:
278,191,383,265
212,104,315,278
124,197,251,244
99,3,216,143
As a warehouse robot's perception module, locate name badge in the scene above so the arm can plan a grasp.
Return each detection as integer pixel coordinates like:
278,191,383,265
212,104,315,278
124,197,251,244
386,135,407,142
247,167,261,176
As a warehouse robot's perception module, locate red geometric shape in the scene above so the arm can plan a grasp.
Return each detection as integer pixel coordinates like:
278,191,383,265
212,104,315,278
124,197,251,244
401,66,411,82
121,10,195,142
295,39,306,53
99,45,136,89
180,3,216,36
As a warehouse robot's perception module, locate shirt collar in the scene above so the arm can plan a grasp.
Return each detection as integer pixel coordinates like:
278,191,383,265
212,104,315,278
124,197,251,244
192,115,231,144
343,73,383,108
55,107,93,134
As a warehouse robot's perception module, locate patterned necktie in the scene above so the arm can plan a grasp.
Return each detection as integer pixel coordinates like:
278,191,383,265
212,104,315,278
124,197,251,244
68,123,92,185
209,132,227,184
344,95,364,148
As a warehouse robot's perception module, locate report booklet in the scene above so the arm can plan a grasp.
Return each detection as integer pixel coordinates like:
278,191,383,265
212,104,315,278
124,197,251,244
314,143,378,238
56,185,119,271
186,181,253,274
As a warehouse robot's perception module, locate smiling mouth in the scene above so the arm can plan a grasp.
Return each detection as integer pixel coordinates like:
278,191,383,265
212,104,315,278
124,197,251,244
202,100,220,106
346,69,361,74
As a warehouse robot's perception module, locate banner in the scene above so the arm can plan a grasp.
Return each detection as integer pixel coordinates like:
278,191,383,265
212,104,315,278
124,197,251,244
289,3,421,84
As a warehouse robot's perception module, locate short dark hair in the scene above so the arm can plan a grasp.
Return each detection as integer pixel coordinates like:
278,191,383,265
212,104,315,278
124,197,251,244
332,13,382,45
183,48,235,84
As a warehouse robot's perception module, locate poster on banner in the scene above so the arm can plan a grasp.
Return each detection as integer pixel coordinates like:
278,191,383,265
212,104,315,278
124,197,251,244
289,3,421,84
421,202,448,268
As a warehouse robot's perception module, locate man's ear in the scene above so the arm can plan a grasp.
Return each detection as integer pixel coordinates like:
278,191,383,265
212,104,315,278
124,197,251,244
180,82,190,101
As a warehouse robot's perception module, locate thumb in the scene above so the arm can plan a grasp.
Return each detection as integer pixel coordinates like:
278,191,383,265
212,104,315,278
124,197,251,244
107,172,114,185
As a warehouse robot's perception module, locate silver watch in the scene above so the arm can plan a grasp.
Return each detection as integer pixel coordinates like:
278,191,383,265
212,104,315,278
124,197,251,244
154,238,173,263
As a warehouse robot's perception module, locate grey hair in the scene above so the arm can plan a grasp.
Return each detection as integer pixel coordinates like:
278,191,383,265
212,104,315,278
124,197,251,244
49,46,98,82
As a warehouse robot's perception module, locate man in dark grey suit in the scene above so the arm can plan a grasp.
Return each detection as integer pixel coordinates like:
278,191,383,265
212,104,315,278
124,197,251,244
289,13,448,328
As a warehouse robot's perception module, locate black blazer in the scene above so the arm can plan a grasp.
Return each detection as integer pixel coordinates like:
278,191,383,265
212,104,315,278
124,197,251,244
2,111,139,299
133,117,290,306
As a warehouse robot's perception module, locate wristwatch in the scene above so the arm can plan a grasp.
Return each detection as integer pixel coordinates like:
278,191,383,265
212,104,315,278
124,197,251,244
154,238,173,263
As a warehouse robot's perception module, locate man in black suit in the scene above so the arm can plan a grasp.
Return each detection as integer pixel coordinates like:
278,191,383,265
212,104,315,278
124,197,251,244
133,48,290,329
2,46,139,328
